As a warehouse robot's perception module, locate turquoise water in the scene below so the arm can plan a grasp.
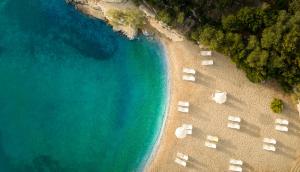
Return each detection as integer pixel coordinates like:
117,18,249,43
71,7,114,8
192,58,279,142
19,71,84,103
0,0,167,171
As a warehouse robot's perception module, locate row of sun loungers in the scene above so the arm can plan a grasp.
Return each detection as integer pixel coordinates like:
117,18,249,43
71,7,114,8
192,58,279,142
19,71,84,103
182,75,195,82
174,152,189,167
229,158,243,172
275,118,289,125
205,135,219,149
177,100,189,113
183,124,193,135
263,137,277,152
178,101,189,107
200,51,214,66
263,144,276,152
201,60,214,66
275,118,289,132
177,106,189,113
174,157,186,167
227,115,241,130
182,67,196,75
200,50,212,56
182,67,196,82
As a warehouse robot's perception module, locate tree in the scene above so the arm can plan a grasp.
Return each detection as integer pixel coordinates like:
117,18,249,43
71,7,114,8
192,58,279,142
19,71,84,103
157,10,172,25
199,26,218,46
271,98,284,113
289,0,300,13
222,15,239,32
176,12,185,25
247,35,259,50
236,7,265,33
246,48,269,67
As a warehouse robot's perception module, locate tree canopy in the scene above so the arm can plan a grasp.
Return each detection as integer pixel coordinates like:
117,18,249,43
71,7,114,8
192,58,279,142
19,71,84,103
133,0,300,99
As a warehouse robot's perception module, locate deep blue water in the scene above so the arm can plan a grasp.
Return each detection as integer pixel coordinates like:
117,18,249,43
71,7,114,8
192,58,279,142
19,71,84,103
0,0,167,171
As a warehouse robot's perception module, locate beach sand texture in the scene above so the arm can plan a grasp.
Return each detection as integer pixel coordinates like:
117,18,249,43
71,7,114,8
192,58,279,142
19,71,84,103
147,39,300,172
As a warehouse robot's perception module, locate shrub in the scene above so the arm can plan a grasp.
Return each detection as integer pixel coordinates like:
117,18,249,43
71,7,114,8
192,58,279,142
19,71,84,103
271,98,284,113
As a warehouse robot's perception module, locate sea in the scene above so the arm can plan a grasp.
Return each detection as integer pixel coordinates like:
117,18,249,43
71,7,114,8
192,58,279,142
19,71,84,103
0,0,167,171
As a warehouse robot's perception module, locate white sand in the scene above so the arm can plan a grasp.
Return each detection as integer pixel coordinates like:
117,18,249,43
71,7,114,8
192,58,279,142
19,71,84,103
147,38,300,172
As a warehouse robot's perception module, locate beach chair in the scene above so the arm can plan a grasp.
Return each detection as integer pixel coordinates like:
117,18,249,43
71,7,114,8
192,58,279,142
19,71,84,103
229,165,243,172
177,152,188,161
228,116,241,123
275,118,289,125
201,60,214,66
229,159,243,166
200,51,212,56
178,101,189,107
275,125,288,132
177,106,189,113
174,158,186,167
227,123,240,130
182,124,193,130
206,135,219,142
263,144,276,152
186,129,192,135
182,75,196,81
263,138,276,145
205,141,217,149
182,67,196,75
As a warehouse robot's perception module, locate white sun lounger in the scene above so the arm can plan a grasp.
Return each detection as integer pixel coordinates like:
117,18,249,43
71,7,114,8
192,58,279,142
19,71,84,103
206,135,219,142
227,123,240,130
229,159,243,166
182,124,193,130
177,106,189,113
175,158,186,167
228,116,241,123
263,144,276,152
275,125,288,132
177,152,188,161
275,118,289,125
178,101,189,107
182,75,196,81
182,67,196,74
205,141,217,149
229,165,242,172
201,60,214,65
263,138,277,145
186,129,192,135
200,51,212,56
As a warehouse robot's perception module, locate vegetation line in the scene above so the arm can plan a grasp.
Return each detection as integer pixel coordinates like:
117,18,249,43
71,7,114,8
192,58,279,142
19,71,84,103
133,0,300,102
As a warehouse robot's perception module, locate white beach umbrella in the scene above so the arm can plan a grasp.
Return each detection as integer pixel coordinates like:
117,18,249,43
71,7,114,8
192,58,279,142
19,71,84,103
212,91,227,104
175,127,187,139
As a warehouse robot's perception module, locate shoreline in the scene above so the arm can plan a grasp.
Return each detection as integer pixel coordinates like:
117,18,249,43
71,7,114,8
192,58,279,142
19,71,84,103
70,1,300,171
141,36,172,171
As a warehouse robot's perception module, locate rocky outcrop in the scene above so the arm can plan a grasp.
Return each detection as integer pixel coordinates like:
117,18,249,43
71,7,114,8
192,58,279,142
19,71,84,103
68,0,138,39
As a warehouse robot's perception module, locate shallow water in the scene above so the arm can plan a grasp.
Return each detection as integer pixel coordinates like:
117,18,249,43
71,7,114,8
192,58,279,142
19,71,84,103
0,0,167,171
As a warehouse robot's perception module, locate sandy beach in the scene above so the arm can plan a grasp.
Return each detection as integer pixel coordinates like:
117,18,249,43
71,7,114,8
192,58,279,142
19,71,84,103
71,1,300,171
147,38,300,171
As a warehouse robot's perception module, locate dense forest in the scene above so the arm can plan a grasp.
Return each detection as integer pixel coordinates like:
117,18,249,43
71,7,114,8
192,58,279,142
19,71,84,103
133,0,300,102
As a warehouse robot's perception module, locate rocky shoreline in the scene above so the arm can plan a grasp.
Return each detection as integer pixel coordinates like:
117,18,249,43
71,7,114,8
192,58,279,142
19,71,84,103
67,0,184,41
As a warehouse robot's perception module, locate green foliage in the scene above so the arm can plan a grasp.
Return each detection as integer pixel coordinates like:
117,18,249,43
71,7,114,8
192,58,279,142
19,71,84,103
246,47,269,67
134,0,300,94
157,10,172,25
270,98,284,113
247,35,259,50
222,15,239,32
107,9,145,28
236,7,265,33
176,12,185,25
289,0,300,13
